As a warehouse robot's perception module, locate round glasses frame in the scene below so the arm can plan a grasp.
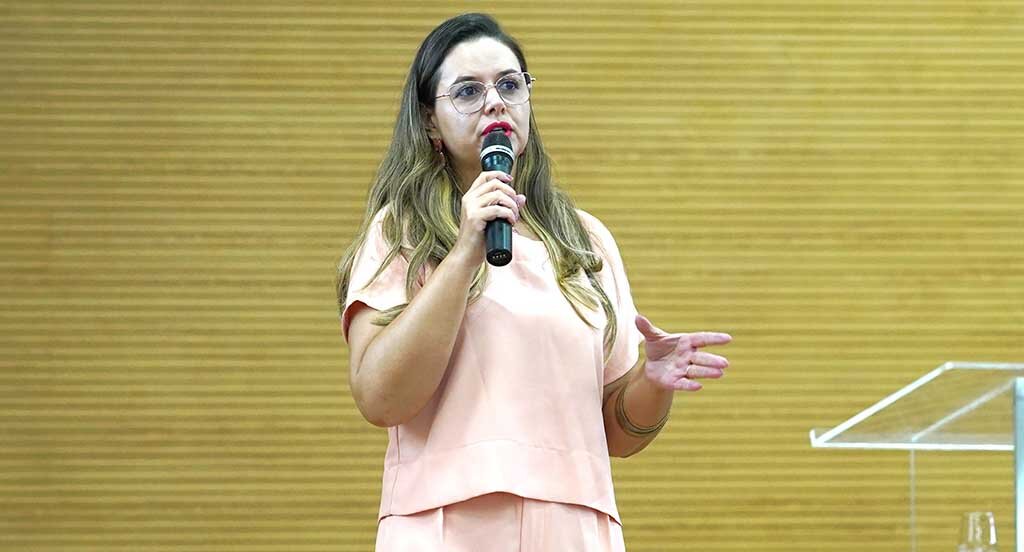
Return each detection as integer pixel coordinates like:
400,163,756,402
434,72,535,115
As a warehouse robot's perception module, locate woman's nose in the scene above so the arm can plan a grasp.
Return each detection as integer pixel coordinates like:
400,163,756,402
482,85,507,115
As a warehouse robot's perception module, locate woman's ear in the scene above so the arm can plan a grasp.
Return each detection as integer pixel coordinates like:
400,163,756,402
420,106,440,140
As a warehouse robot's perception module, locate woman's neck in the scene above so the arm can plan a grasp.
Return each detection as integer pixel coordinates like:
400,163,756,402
454,164,476,194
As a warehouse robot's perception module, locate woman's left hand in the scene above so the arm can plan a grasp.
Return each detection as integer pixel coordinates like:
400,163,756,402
635,314,732,392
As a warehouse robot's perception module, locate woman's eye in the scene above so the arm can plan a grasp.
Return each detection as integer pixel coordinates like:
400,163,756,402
497,79,520,91
454,84,482,98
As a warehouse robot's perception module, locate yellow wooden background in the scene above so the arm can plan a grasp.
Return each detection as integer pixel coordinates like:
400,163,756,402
2,1,1022,550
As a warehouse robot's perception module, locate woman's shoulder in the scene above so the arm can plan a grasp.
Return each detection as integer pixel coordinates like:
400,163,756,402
573,208,616,244
367,203,393,226
573,208,629,270
362,203,404,236
364,203,418,250
573,208,602,230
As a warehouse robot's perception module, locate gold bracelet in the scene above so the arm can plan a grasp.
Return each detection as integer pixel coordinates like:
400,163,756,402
614,385,669,438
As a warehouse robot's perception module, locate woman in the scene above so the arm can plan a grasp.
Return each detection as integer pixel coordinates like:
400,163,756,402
335,13,732,551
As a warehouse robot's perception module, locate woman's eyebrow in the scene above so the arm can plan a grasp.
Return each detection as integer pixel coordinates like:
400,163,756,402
451,68,519,84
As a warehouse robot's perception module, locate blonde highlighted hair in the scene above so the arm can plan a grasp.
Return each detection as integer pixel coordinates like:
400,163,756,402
335,13,617,355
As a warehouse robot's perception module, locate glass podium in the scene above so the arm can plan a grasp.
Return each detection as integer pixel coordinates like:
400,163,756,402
810,362,1024,551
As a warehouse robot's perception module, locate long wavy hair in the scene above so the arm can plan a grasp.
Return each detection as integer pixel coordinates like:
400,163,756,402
335,13,617,355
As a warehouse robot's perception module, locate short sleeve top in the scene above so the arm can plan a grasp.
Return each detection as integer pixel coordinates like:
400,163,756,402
341,206,642,524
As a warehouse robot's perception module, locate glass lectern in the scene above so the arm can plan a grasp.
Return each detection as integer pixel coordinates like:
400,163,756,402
810,362,1024,551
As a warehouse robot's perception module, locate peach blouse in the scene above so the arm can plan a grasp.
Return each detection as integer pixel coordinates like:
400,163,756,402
342,206,642,524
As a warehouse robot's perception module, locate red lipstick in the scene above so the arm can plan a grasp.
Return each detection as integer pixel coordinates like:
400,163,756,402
482,121,513,137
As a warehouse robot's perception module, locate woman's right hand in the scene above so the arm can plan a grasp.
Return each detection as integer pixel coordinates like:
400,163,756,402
450,171,527,267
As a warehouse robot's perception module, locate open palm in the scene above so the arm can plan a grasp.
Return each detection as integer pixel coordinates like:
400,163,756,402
636,314,732,392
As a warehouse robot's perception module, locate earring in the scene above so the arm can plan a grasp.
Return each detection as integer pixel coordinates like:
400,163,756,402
431,137,446,165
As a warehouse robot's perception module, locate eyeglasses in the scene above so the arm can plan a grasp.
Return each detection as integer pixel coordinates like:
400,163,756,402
435,72,535,115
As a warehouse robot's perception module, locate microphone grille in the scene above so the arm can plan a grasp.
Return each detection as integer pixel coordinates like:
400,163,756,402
480,129,514,161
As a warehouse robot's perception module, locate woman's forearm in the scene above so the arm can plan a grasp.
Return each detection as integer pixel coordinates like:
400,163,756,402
351,247,479,427
603,361,674,457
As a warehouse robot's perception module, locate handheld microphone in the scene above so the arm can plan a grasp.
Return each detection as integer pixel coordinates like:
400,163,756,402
480,130,515,266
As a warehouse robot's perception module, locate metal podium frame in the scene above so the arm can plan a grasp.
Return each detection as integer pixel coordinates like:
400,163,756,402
810,362,1024,551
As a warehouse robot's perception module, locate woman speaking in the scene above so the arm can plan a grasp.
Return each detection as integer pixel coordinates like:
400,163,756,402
335,13,732,551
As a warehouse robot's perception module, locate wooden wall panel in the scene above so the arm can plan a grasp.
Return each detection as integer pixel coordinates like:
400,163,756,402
2,2,1021,550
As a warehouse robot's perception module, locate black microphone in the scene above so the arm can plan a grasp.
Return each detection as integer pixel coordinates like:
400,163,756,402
480,130,515,266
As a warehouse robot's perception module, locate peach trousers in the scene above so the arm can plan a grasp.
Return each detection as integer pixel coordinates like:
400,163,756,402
375,492,626,552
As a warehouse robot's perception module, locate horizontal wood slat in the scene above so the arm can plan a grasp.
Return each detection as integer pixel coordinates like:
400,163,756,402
1,1,1021,550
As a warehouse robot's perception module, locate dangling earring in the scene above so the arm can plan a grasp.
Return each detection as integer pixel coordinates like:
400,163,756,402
431,137,446,165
